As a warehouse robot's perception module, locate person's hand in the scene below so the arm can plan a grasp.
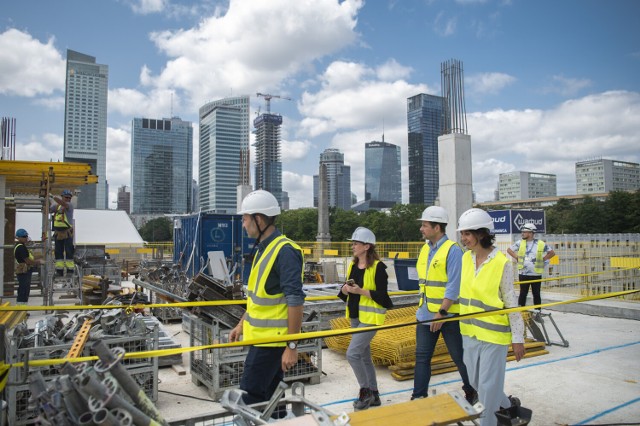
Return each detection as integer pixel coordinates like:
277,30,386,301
430,313,444,332
341,284,350,295
228,324,242,342
282,346,298,372
512,342,526,361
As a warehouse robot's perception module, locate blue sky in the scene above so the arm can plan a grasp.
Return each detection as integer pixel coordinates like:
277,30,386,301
1,0,639,209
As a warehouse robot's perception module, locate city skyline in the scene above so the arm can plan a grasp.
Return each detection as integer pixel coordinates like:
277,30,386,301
1,0,639,209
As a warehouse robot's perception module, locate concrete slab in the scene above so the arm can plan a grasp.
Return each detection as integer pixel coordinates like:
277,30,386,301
155,307,640,425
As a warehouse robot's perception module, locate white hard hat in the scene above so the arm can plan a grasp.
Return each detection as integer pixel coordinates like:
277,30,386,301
417,206,449,223
348,227,376,245
522,223,537,232
457,208,494,232
238,190,281,216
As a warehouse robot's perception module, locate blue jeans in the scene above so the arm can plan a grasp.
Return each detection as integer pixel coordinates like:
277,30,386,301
240,345,285,405
412,320,473,398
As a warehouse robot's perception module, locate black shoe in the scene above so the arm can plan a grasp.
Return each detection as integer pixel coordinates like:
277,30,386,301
410,394,427,401
370,390,381,407
508,395,521,407
353,388,373,411
464,388,478,405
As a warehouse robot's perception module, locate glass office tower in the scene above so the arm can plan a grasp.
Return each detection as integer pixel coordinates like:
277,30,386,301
131,117,193,214
407,94,447,205
199,96,250,213
365,141,401,205
63,50,108,209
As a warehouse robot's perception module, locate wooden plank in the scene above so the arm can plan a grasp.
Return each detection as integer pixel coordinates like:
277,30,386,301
172,364,187,376
341,393,478,426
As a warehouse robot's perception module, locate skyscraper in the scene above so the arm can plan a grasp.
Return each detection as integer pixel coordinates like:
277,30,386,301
131,117,193,214
117,185,131,214
365,140,401,206
312,149,351,210
407,93,447,205
253,112,283,205
64,50,108,209
199,95,250,213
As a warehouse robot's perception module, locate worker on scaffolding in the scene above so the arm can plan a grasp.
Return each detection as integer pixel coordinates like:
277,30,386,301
411,206,477,405
507,223,556,315
49,189,75,276
229,190,305,417
14,228,41,305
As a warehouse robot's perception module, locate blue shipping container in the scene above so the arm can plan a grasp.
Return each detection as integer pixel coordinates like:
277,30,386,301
173,213,255,279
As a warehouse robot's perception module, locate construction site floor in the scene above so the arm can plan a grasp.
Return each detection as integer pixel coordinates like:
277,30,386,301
148,305,639,425
13,288,640,425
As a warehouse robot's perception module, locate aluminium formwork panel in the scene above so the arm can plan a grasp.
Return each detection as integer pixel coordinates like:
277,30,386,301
188,314,323,400
5,331,159,425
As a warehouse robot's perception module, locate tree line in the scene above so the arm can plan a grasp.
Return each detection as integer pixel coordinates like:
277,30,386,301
138,190,640,242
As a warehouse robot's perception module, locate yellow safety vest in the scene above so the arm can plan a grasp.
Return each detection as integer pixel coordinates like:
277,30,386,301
459,250,512,345
53,205,72,229
416,240,460,314
243,235,304,347
345,260,387,325
517,239,545,274
14,243,34,274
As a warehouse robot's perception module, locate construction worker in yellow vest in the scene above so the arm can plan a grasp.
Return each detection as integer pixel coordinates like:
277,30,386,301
411,206,477,405
229,190,305,417
507,223,555,311
457,208,526,426
49,189,75,276
14,228,41,305
339,227,393,411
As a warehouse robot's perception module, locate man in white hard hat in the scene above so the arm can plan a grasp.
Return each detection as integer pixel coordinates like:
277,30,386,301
411,206,477,404
229,190,305,415
507,223,555,311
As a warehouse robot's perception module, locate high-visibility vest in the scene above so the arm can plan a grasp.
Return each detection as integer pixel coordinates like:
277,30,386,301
14,243,34,274
459,250,512,345
345,260,387,325
53,205,72,229
243,235,304,347
517,239,545,274
416,240,460,314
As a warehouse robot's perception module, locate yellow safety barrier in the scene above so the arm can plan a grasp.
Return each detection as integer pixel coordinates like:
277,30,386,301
610,257,640,268
389,252,410,259
303,248,311,255
323,249,339,256
549,254,560,265
136,248,154,254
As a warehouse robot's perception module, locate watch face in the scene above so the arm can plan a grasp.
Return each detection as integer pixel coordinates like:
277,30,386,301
288,341,297,349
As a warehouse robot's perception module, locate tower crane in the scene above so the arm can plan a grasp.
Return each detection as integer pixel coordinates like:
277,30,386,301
256,92,292,114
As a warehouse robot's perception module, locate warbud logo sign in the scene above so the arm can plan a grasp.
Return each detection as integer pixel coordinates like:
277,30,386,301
487,210,511,234
512,211,546,233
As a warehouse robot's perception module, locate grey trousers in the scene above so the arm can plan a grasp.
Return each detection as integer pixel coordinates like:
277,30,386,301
346,318,378,391
462,335,512,426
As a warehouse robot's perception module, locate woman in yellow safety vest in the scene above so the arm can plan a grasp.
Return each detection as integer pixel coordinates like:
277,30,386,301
338,227,393,411
456,209,526,426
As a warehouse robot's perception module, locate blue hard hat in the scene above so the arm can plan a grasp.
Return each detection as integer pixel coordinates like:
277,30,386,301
16,229,28,238
61,189,73,197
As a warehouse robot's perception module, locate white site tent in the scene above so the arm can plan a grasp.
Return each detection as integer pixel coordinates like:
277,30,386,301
16,209,144,247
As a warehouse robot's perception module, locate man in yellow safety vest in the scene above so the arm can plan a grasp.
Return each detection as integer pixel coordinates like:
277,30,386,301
229,190,305,416
507,223,555,311
49,189,75,276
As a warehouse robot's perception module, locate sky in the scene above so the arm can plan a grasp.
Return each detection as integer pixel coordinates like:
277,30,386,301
1,0,639,210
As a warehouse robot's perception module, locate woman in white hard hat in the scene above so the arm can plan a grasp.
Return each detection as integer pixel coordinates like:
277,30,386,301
456,209,526,426
338,227,393,411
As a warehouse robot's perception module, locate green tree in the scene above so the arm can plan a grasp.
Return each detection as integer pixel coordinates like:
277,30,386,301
545,198,574,234
277,208,317,240
138,217,173,242
571,196,605,233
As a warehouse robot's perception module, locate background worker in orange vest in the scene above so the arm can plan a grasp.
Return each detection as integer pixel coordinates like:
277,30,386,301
507,223,555,311
457,209,525,426
49,189,75,276
338,227,393,411
411,207,477,404
14,228,41,305
229,190,305,416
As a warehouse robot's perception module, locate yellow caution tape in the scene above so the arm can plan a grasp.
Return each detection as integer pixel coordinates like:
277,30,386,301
2,288,638,377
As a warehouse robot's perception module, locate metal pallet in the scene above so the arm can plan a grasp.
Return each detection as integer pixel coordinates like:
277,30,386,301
188,314,323,400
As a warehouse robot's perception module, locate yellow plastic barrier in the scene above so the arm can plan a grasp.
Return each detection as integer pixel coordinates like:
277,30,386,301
610,257,640,268
324,249,339,256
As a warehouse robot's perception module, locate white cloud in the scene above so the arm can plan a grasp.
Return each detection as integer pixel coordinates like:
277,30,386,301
139,0,364,112
468,91,640,202
128,0,168,14
15,133,63,162
283,171,315,209
543,74,592,97
467,72,516,95
106,126,133,206
0,29,65,97
434,12,457,37
281,139,312,162
375,59,413,81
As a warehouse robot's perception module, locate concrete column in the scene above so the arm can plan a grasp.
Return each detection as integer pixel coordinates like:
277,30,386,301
0,176,5,296
438,133,473,241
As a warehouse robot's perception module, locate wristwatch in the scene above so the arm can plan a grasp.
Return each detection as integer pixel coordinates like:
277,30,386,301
438,308,448,316
287,341,298,350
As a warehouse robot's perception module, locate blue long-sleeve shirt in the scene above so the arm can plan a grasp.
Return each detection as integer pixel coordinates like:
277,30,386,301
416,235,462,322
255,230,306,307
